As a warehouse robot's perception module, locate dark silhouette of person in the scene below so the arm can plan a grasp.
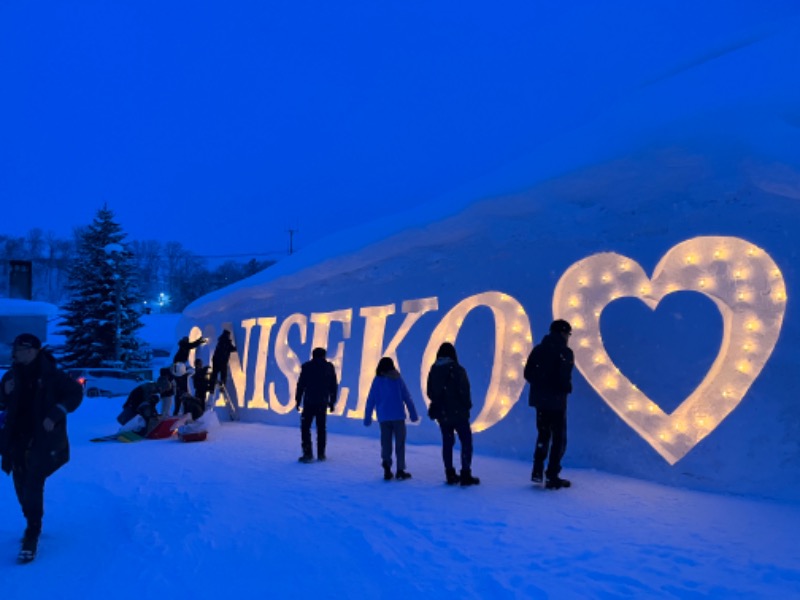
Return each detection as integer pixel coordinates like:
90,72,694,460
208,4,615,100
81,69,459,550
0,333,83,563
295,347,338,462
209,330,236,391
426,342,480,486
524,319,575,490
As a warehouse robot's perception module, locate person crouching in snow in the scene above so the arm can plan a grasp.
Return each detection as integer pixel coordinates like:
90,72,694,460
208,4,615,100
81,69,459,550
363,357,419,481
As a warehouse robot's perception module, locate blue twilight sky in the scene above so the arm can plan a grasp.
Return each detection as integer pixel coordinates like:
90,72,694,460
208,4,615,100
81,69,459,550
1,1,797,258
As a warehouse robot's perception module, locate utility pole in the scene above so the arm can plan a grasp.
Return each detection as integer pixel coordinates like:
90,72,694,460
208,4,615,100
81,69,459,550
287,228,299,255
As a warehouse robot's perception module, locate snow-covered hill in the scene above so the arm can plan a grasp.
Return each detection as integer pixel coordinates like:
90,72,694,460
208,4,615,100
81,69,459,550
177,16,800,502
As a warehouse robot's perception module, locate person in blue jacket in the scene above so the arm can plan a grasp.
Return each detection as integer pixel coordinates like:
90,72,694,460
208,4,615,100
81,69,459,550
364,357,419,481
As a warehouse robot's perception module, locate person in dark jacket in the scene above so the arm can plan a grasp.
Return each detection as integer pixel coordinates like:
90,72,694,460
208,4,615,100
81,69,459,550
295,347,338,463
524,319,575,490
0,333,83,563
192,358,211,404
364,357,419,481
172,335,207,365
426,342,480,486
209,330,236,392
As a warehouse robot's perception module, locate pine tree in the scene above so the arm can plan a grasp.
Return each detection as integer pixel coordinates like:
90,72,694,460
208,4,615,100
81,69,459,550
60,206,147,368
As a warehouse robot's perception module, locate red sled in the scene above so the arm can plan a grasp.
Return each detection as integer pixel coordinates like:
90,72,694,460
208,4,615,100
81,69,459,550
179,430,208,442
146,417,182,440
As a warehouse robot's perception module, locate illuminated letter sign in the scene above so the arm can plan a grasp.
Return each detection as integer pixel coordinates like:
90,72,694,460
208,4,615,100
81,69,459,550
553,237,787,464
420,292,533,432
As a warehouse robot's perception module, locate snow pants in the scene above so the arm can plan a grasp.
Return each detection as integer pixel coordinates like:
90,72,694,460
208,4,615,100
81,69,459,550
301,404,327,458
379,420,407,471
12,457,46,534
533,408,567,479
438,417,473,472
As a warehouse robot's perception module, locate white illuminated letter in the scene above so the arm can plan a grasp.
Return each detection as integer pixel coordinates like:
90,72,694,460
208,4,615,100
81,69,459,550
242,317,276,410
310,309,353,416
268,314,308,414
420,292,532,432
352,297,439,419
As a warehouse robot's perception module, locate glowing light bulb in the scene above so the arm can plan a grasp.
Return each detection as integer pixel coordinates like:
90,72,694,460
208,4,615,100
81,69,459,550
737,361,750,374
601,273,612,283
506,370,517,380
579,338,590,348
593,353,605,364
604,376,618,390
578,276,588,286
619,261,631,272
569,295,580,308
745,319,761,332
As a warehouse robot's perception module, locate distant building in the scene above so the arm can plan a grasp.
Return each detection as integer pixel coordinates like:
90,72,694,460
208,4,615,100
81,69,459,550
0,299,58,364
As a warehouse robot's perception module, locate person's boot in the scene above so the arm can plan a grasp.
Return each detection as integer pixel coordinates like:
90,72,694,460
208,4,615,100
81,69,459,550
395,470,412,481
18,529,39,564
298,453,314,463
382,461,394,480
545,476,572,490
531,464,544,484
445,468,460,485
460,469,481,487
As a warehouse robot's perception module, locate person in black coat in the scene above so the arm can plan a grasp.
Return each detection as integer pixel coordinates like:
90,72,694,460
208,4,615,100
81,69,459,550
426,342,480,486
209,330,236,391
524,319,575,490
192,358,211,404
0,333,83,562
294,347,338,462
172,335,207,365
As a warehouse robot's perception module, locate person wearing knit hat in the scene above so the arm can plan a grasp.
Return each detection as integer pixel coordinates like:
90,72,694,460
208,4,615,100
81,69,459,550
0,333,83,562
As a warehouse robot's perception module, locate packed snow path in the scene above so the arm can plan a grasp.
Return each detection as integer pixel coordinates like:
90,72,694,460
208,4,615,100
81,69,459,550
1,399,798,598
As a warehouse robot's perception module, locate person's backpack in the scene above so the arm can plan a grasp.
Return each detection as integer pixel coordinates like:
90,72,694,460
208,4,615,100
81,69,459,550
524,343,550,407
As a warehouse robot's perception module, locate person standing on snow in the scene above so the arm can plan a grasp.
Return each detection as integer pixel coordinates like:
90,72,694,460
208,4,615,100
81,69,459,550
0,334,83,563
524,319,574,490
363,357,420,481
426,342,480,486
295,347,338,463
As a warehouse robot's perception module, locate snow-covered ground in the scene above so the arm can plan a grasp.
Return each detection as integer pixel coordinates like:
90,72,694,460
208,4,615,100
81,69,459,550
1,397,798,598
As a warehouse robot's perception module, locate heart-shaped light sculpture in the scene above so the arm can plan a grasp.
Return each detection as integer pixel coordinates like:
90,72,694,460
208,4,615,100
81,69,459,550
553,237,787,464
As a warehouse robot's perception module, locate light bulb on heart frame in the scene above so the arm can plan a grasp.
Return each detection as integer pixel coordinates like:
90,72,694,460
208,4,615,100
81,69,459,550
553,236,787,464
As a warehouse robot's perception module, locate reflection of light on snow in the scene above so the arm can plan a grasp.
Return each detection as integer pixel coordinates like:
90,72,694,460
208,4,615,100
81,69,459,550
553,236,787,465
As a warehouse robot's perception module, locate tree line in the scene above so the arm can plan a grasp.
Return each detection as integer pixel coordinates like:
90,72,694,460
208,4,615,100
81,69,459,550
0,221,275,312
